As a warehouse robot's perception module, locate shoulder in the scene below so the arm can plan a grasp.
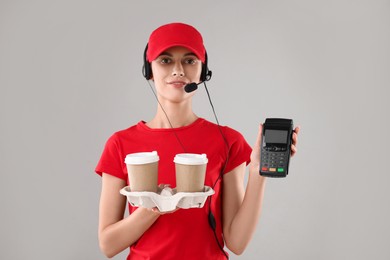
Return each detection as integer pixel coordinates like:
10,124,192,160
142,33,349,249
110,122,142,138
103,123,141,146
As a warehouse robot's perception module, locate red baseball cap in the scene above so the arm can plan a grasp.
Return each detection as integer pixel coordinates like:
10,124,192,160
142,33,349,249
146,23,206,63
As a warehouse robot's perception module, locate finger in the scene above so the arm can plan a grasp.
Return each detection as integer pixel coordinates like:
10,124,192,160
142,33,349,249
290,144,297,157
294,126,300,135
292,126,300,145
152,207,160,213
254,124,263,149
292,132,298,146
250,124,263,168
252,124,263,155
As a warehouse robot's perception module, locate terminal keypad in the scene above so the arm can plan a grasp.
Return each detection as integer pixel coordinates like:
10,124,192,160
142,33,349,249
260,147,288,174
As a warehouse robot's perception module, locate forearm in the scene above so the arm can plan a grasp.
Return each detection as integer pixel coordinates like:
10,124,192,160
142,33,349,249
99,207,160,258
226,168,266,254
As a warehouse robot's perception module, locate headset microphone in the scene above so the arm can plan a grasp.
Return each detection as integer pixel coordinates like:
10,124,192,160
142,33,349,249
184,68,212,93
184,82,201,93
184,65,212,93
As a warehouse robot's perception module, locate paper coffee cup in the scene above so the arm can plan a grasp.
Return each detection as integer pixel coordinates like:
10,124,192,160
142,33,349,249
125,151,159,192
174,153,208,192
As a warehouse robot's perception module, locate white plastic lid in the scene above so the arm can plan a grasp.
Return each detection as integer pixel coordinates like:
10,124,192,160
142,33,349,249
173,153,208,165
125,151,159,165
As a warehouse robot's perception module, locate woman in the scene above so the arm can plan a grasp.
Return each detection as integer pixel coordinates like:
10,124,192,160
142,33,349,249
95,22,299,259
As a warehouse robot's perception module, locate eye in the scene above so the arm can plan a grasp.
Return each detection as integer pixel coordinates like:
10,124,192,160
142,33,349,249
157,57,172,64
184,57,198,65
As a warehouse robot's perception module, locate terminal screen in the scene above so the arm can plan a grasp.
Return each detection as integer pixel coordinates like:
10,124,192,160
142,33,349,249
265,129,288,144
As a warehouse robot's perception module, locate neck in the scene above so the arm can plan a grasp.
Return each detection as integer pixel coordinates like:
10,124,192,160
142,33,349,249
147,100,198,128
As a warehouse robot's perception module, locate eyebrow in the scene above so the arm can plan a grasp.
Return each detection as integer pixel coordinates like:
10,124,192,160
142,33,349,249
158,51,197,57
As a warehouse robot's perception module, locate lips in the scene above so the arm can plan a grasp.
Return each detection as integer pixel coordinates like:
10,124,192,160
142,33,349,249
167,81,188,88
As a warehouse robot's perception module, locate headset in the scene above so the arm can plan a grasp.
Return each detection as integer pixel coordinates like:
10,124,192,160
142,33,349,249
142,44,212,82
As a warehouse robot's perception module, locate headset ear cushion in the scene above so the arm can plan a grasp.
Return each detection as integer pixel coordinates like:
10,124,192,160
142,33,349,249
200,51,211,82
143,62,152,80
201,64,212,82
143,44,152,80
200,63,207,82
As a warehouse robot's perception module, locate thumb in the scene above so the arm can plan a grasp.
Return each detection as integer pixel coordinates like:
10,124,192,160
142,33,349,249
250,124,263,164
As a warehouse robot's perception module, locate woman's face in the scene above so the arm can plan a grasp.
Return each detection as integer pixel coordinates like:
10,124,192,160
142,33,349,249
151,46,202,103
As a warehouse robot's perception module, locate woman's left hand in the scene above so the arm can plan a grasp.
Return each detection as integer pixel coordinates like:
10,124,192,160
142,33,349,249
291,126,300,157
249,124,262,172
250,124,300,173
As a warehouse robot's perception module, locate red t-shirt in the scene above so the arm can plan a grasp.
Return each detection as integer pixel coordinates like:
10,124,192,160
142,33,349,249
95,118,251,260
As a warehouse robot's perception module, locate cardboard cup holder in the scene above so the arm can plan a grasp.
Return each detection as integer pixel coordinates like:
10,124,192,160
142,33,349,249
120,184,214,212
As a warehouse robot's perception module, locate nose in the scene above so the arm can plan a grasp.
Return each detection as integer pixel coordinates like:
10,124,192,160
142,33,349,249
172,61,184,77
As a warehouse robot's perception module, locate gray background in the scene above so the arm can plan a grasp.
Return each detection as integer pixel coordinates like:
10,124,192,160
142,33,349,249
1,0,389,259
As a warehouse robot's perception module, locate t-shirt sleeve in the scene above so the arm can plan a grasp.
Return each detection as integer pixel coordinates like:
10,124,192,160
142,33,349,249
223,127,252,174
95,133,127,180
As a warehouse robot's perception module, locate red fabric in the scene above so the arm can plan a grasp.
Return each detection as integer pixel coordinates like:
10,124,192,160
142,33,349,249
95,118,252,260
146,22,206,63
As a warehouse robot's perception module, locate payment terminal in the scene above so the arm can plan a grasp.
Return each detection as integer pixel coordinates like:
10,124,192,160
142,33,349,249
260,118,294,178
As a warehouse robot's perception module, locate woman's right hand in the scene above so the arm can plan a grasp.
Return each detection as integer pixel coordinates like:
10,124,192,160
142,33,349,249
150,207,180,215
